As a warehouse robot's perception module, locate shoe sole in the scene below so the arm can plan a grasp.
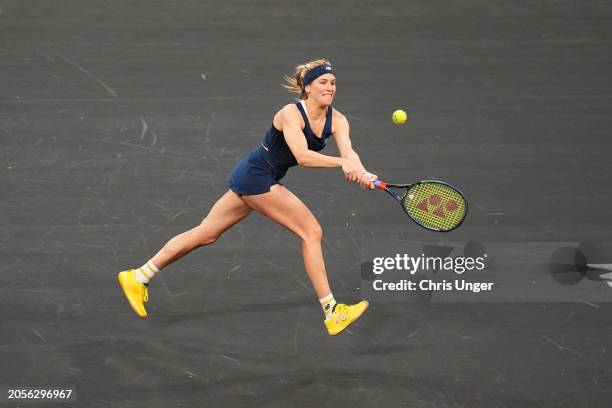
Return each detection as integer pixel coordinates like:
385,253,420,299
328,301,369,336
117,273,147,319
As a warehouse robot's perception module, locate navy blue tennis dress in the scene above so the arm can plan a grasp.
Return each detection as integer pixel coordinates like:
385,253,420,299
227,101,333,195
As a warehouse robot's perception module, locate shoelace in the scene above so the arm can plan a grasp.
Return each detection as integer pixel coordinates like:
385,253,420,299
142,285,149,303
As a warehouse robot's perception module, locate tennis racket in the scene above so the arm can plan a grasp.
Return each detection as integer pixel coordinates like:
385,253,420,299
373,179,467,232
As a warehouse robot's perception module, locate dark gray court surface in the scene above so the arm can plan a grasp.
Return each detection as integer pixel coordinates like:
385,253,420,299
2,1,612,407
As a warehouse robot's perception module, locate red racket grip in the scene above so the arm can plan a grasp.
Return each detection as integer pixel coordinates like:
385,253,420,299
373,180,388,190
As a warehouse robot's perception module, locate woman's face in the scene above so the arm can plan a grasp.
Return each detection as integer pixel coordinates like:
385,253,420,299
305,74,336,106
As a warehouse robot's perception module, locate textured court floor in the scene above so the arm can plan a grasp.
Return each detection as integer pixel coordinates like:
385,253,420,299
2,1,612,407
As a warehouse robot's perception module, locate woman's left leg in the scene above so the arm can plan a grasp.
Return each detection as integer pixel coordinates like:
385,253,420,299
242,184,368,335
241,184,330,298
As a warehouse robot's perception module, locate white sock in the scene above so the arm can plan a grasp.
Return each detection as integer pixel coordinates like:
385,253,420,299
319,293,336,320
135,260,159,284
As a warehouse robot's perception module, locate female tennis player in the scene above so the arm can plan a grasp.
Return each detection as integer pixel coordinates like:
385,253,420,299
118,59,375,335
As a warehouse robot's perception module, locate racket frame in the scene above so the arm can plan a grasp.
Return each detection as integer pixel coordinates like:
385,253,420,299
374,179,468,232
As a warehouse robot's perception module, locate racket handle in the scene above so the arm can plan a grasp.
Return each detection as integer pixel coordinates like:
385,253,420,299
362,172,385,190
373,180,388,189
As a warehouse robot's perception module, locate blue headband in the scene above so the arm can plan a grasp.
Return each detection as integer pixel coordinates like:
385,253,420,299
302,64,334,87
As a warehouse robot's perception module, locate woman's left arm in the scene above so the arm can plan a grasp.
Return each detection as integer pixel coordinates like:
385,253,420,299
332,113,376,189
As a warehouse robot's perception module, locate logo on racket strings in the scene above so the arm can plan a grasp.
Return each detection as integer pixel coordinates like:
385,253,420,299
414,194,458,218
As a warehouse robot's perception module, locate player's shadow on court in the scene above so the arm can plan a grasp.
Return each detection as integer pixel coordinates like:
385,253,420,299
533,241,612,286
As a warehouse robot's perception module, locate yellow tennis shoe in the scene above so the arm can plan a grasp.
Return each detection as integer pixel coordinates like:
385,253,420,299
324,300,369,336
117,269,149,318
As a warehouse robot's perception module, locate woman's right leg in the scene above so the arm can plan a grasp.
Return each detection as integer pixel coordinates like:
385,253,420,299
119,190,250,318
151,190,252,269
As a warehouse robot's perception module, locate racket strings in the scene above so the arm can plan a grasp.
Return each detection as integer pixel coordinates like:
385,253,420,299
402,182,466,231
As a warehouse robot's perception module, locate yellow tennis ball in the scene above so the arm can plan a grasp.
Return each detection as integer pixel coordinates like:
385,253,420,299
392,109,408,125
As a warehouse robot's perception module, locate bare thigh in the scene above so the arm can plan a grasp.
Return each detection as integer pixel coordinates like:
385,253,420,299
197,190,252,243
241,184,322,241
152,190,252,268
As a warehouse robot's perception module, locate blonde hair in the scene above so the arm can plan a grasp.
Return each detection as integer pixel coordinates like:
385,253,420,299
282,59,331,100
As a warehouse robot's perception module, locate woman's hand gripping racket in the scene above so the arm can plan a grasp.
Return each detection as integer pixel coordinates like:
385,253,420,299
371,177,467,232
